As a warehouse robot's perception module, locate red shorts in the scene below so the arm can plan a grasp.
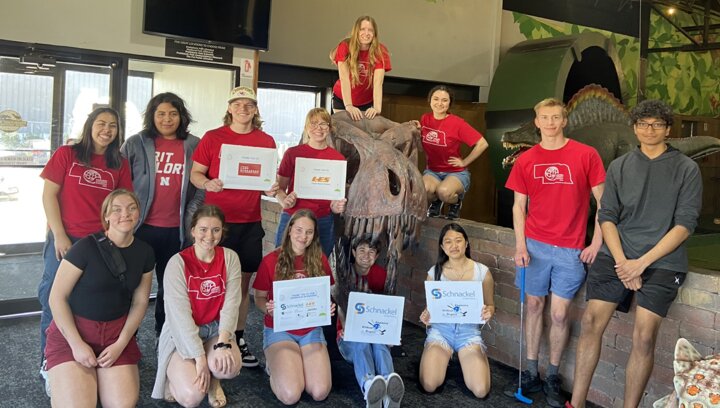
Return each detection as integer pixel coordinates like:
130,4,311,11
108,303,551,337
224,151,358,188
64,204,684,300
45,314,141,370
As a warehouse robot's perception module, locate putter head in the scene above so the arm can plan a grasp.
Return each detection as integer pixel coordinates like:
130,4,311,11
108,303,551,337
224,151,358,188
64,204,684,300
514,388,533,404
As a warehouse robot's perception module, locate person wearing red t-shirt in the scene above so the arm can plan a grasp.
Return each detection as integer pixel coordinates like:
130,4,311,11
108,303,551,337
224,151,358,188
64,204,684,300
275,108,347,255
253,209,336,405
420,85,488,220
330,16,391,121
335,237,405,408
152,205,242,407
38,107,133,390
190,86,278,369
122,92,203,337
503,98,605,408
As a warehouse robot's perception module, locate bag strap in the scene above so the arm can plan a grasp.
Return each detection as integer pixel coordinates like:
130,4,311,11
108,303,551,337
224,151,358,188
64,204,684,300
91,232,130,298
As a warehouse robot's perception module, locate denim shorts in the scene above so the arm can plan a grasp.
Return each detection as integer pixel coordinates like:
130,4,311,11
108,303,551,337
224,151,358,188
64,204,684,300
425,323,485,353
515,237,586,299
263,326,326,350
423,168,471,193
198,320,221,342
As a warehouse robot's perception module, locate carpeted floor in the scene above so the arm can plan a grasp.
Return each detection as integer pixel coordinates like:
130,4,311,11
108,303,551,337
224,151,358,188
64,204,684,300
0,299,597,408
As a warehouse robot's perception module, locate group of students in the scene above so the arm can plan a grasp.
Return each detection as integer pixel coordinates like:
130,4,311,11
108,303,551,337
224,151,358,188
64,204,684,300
33,13,698,408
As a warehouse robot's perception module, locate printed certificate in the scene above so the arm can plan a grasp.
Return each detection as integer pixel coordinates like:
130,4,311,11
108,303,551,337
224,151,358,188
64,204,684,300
344,292,405,345
424,280,485,324
293,157,346,200
219,144,277,191
273,276,331,332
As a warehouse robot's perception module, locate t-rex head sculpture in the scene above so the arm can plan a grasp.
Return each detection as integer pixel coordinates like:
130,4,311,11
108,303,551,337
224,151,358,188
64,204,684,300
329,112,426,295
653,338,720,408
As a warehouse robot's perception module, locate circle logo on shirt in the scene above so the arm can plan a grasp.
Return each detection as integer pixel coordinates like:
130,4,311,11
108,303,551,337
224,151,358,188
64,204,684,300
200,279,220,296
544,166,560,181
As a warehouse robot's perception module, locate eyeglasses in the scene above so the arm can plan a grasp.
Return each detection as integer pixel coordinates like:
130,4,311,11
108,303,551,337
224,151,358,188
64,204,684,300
635,121,667,130
309,121,330,130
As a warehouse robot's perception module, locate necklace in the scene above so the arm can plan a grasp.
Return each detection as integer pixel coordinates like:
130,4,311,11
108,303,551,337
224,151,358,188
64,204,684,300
193,246,215,274
444,259,472,281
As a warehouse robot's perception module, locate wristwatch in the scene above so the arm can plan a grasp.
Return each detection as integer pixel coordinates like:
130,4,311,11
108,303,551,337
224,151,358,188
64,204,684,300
213,342,232,350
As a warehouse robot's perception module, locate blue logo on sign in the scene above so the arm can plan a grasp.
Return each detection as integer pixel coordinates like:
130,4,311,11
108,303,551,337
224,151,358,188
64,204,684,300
355,303,366,314
431,288,442,299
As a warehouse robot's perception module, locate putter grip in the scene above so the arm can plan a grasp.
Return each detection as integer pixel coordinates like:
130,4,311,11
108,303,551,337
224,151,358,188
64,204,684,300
519,266,526,295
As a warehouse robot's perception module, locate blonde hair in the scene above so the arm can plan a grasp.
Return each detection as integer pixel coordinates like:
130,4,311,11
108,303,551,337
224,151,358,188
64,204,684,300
275,209,325,281
330,16,383,89
100,189,140,231
223,102,264,130
534,98,568,118
301,108,332,144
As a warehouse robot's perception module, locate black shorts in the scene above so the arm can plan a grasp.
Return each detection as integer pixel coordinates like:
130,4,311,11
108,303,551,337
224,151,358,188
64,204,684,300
586,253,685,317
222,222,264,273
331,95,373,112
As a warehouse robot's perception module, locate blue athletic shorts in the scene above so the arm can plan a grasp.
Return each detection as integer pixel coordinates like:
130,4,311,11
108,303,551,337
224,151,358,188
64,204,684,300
515,237,586,299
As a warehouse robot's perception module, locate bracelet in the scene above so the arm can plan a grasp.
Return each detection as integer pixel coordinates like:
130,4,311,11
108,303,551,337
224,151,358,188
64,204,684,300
213,342,232,350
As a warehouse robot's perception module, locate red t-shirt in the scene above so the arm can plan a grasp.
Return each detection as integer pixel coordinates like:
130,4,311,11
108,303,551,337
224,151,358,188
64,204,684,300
277,143,346,217
505,139,606,249
192,126,276,223
420,113,483,173
336,264,387,340
253,249,334,336
145,137,184,227
40,145,133,237
179,246,227,326
332,41,392,106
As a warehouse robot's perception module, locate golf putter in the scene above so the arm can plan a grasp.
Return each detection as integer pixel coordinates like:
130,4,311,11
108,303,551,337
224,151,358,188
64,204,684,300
514,265,533,404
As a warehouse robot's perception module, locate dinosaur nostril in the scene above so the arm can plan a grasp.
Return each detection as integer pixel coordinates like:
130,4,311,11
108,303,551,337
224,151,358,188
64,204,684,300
388,169,400,196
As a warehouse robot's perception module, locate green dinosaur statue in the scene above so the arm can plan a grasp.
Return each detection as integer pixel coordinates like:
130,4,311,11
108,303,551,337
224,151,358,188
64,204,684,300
501,84,720,169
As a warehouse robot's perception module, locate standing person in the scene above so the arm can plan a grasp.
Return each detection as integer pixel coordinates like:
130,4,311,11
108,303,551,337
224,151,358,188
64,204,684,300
190,86,277,368
418,223,495,399
336,236,405,408
420,85,488,220
46,189,154,408
275,108,347,256
122,92,203,337
503,98,605,408
38,107,133,392
253,209,335,405
330,16,391,121
567,100,702,408
152,205,242,408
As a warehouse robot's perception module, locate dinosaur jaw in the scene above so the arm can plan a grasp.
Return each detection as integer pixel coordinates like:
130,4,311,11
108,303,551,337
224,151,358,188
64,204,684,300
502,142,533,168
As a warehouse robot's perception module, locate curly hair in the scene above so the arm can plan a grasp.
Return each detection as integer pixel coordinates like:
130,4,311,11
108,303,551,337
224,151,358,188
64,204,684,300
275,209,325,281
630,99,674,126
142,92,193,140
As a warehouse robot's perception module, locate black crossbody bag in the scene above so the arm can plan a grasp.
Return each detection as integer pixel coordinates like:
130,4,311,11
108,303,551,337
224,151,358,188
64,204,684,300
91,233,131,299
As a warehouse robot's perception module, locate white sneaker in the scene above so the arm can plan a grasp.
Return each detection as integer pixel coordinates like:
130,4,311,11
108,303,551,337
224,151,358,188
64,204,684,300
237,337,259,368
383,373,404,408
39,359,50,397
363,375,386,408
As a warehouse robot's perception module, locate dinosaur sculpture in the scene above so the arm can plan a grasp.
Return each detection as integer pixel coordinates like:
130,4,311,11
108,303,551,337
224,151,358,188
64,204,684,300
327,112,426,305
653,338,720,408
501,85,720,169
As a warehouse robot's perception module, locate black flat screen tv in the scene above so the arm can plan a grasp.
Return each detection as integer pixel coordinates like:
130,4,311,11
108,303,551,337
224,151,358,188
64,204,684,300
143,0,272,51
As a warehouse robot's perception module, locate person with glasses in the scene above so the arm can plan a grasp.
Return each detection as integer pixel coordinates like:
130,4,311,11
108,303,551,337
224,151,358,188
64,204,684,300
504,98,605,408
190,86,277,370
567,100,702,408
330,16,391,121
275,108,347,256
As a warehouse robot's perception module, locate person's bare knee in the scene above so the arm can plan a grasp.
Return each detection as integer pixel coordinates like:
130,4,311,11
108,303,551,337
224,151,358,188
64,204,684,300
306,382,331,401
550,306,569,327
526,296,545,315
172,387,205,408
273,386,302,406
467,380,490,399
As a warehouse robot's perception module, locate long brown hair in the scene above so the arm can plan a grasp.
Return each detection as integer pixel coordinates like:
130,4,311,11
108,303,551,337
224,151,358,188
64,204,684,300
275,209,324,281
72,107,123,169
330,16,383,89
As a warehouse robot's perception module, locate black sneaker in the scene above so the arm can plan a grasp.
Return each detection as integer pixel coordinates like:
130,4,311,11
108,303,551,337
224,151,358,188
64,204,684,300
427,200,443,218
445,201,462,220
544,374,565,408
237,338,259,368
503,370,542,398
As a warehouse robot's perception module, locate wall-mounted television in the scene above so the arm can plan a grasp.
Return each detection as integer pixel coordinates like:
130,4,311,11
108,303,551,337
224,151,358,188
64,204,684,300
143,0,272,51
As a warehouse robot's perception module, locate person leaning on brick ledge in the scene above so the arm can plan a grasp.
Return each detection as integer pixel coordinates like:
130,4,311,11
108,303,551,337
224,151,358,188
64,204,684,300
567,99,703,408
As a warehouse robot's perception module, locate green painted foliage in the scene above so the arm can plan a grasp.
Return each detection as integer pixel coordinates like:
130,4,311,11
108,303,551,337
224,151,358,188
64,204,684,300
511,12,720,116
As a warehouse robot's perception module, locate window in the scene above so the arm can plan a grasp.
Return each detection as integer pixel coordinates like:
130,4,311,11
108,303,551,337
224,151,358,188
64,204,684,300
257,87,318,159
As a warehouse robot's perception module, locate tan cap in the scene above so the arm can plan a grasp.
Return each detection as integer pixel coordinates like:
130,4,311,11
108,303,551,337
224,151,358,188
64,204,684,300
228,86,257,103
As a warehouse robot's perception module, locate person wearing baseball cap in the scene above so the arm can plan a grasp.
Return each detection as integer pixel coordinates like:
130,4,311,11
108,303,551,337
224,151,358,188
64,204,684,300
190,85,278,369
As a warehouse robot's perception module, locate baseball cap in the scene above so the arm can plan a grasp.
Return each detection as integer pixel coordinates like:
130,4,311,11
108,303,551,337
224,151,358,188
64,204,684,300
228,86,257,103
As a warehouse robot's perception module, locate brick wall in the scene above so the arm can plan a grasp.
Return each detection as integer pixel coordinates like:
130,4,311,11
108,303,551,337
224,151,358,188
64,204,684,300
260,199,719,407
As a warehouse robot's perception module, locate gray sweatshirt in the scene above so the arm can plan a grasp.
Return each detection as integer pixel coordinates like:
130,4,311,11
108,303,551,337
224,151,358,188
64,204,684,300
598,145,702,272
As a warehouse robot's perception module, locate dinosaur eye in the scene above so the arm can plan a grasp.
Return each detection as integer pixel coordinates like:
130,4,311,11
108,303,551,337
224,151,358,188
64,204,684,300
388,169,400,196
